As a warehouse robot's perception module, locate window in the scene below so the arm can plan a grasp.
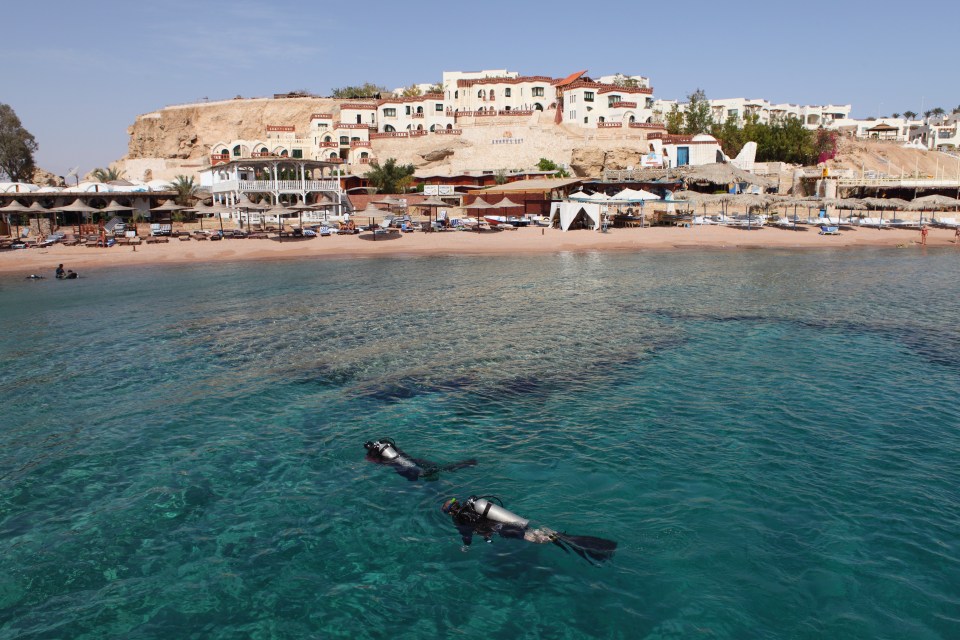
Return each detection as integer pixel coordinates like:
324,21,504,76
728,109,739,118
384,125,396,132
569,94,576,104
505,88,511,97
435,103,443,111
569,110,576,120
405,106,411,115
645,97,653,108
608,95,621,107
232,145,241,156
292,149,303,158
583,116,588,124
478,89,485,99
339,136,349,145
383,108,396,117
532,86,544,97
454,90,458,99
584,91,594,102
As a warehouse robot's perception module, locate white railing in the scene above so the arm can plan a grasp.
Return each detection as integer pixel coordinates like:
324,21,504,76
237,179,342,192
213,179,341,193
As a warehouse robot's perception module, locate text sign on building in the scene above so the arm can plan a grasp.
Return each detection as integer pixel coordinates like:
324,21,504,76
423,185,454,196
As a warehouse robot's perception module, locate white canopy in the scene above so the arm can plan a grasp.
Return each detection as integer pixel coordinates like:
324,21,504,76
610,188,659,202
568,190,610,202
549,202,603,232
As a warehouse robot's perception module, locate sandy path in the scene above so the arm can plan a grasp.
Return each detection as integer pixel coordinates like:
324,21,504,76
2,226,956,276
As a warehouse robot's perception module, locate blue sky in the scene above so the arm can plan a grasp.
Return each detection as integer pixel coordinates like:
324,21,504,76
6,0,959,177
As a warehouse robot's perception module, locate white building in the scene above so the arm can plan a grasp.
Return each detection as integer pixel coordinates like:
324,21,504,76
655,97,852,130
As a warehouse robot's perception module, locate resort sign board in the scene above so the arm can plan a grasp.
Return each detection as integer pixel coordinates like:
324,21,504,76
424,185,455,195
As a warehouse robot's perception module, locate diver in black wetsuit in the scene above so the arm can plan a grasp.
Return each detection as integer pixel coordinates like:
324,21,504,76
364,438,477,481
441,495,617,564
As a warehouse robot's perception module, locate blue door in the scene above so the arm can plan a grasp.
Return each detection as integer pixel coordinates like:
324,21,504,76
677,146,690,166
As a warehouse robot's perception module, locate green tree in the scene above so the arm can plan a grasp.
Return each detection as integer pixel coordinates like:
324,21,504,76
91,166,125,182
683,89,713,135
402,84,422,97
0,103,38,183
903,110,917,120
365,158,415,193
330,83,388,99
536,158,570,178
665,104,685,134
428,83,443,94
494,169,508,185
170,174,198,206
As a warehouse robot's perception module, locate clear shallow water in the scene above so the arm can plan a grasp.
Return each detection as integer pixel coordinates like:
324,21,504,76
1,249,958,639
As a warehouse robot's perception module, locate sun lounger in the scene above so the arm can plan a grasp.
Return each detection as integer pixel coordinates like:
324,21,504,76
819,225,841,235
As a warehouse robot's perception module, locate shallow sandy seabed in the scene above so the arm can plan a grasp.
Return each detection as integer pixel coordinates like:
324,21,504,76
1,226,956,276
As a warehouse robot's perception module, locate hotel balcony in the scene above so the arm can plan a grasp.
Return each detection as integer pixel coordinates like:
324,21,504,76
319,141,339,148
350,140,372,148
211,153,230,165
611,102,637,109
211,179,343,194
597,122,623,128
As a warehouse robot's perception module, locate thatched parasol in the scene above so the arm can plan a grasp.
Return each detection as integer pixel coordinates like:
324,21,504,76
462,198,495,229
906,194,960,210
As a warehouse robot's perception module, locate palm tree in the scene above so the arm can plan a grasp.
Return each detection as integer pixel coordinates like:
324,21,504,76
931,107,946,117
170,174,198,206
365,158,415,194
903,110,917,120
891,112,901,119
91,166,124,182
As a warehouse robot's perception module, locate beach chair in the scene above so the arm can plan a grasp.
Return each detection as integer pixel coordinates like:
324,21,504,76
819,225,840,235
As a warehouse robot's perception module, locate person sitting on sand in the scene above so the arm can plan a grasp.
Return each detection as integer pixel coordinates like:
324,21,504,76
55,264,65,279
65,270,78,279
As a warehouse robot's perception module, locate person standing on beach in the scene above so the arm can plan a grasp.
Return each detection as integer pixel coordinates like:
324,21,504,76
920,225,929,246
954,226,959,244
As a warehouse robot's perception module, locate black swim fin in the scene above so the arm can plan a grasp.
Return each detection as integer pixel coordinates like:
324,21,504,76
551,533,617,564
439,458,478,473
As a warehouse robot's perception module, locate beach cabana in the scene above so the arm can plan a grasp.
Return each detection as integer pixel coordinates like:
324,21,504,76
55,198,101,235
416,196,450,227
907,195,960,225
549,201,603,231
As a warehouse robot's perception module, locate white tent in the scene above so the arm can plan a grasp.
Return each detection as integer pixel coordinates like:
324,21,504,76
610,188,659,202
549,202,604,231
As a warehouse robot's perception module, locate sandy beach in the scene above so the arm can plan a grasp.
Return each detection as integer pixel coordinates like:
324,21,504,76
1,226,956,276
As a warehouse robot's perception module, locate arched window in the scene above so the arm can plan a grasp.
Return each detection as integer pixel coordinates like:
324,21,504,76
218,148,228,155
598,116,605,123
232,145,241,157
446,124,453,130
478,89,485,99
384,125,395,132
489,89,495,100
417,124,423,130
454,90,458,99
279,149,288,157
329,152,338,159
629,116,635,123
259,147,268,154
429,124,436,132
323,135,332,142
534,103,543,111
339,136,349,145
416,106,423,114
360,152,369,159
505,88,511,97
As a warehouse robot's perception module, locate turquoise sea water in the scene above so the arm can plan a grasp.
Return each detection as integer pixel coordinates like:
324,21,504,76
1,249,958,639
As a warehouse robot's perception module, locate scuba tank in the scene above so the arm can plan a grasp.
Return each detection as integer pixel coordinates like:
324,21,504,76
466,496,529,527
364,439,417,469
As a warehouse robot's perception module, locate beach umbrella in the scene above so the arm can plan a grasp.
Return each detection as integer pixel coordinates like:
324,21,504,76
286,200,316,230
26,201,52,235
151,199,188,235
907,194,960,225
462,197,495,230
55,198,101,235
1,199,32,238
417,196,449,227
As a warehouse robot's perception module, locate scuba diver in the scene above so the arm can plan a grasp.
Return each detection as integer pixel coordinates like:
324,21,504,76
364,438,477,481
441,495,617,565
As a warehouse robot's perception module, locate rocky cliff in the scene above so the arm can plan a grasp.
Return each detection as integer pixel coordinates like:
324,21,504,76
118,98,657,181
